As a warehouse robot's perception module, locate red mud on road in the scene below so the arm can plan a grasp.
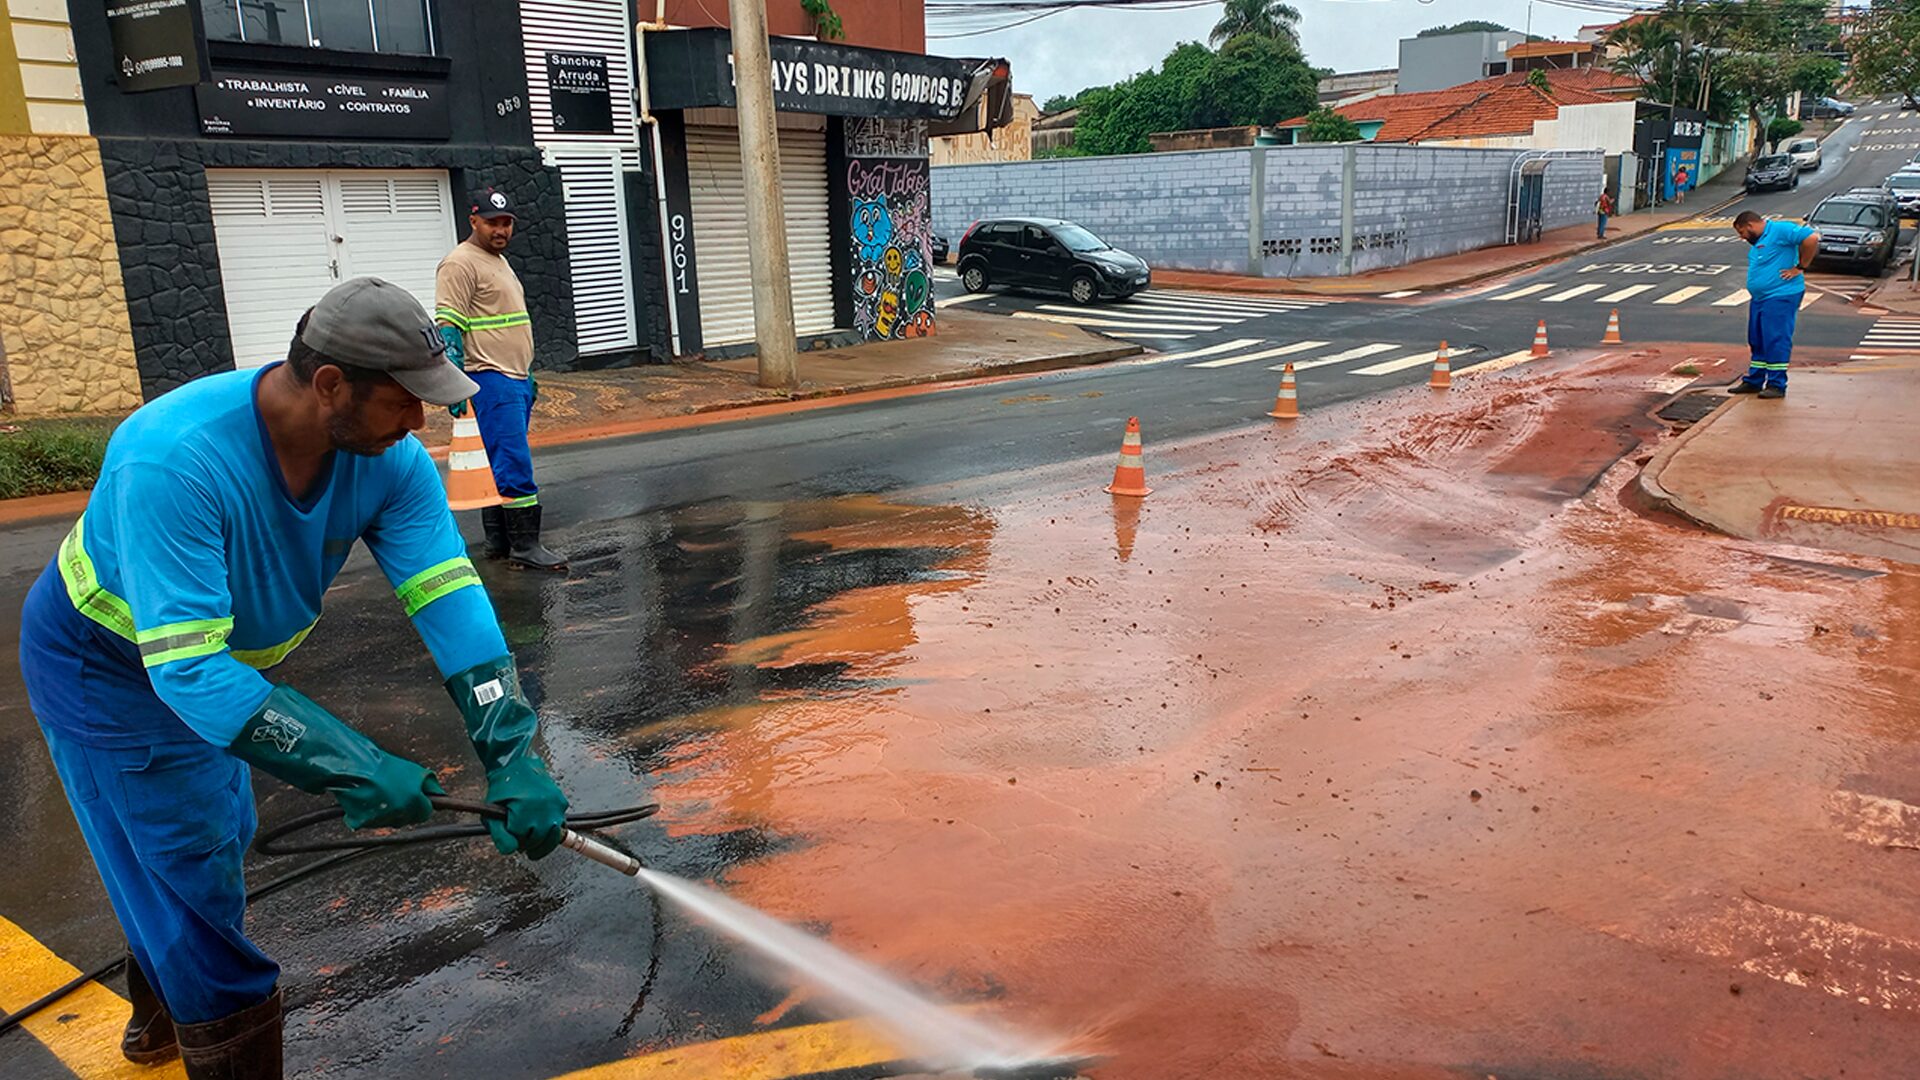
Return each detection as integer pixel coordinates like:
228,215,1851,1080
651,351,1920,1079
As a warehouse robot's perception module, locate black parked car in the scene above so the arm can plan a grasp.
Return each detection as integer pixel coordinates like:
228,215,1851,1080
930,232,950,262
1744,153,1798,193
956,217,1150,304
1806,194,1898,274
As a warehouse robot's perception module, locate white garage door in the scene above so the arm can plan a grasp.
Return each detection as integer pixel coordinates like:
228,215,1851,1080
208,169,456,368
685,124,836,348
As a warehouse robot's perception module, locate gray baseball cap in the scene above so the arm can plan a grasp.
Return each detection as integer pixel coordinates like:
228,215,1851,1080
300,277,479,406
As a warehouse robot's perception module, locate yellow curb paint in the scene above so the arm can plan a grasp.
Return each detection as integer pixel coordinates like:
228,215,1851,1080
0,914,186,1078
549,1016,911,1080
1778,504,1920,531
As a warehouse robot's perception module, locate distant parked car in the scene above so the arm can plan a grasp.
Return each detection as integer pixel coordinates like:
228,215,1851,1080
1805,193,1897,274
1884,170,1920,217
1802,97,1855,120
930,232,950,263
1785,137,1823,171
957,217,1150,304
1744,154,1798,193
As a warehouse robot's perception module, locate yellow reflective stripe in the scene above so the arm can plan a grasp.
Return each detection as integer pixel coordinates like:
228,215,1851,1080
229,619,319,670
57,514,137,642
394,557,481,617
435,307,472,331
501,494,538,508
136,618,233,668
467,312,531,330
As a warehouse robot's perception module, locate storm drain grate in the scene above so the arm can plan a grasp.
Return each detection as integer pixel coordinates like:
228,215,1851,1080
1655,389,1728,429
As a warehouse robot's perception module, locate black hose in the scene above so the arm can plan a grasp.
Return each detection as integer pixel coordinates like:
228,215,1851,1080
0,796,658,1039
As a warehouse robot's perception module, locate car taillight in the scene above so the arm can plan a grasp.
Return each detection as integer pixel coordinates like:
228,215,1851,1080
961,220,980,246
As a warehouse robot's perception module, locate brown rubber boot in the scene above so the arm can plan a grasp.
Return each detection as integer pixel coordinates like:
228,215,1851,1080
175,988,283,1080
122,957,178,1065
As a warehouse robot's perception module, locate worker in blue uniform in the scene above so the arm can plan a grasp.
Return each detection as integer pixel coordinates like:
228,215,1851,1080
17,278,571,1078
1732,209,1820,399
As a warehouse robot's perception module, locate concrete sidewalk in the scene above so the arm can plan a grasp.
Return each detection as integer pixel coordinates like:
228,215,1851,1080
1152,177,1744,297
1640,355,1920,563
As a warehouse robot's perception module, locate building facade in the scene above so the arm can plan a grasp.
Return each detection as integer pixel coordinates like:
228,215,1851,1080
1397,29,1529,93
931,92,1034,165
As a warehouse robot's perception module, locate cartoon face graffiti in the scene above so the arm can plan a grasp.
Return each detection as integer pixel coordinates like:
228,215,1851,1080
907,309,934,337
875,289,900,338
899,269,929,320
857,270,880,298
852,196,894,264
882,245,904,279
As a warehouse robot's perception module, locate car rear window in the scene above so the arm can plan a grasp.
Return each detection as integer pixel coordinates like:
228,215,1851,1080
1788,140,1818,153
1754,155,1791,168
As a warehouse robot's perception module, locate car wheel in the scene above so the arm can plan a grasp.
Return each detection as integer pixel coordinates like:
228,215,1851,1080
961,265,989,293
1068,273,1099,306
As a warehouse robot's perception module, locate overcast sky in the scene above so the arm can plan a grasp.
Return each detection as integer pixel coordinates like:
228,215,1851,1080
931,0,1600,104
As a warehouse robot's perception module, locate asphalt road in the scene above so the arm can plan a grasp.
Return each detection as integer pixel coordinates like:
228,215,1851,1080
2,105,1917,1080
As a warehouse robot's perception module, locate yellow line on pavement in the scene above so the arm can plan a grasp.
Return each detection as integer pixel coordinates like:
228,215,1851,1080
0,914,185,1079
551,1017,911,1080
1656,216,1735,232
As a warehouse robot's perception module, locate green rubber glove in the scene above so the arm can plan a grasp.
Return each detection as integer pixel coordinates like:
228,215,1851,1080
229,685,443,830
438,325,469,418
446,656,569,859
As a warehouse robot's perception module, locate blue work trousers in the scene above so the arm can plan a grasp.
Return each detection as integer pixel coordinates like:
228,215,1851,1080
1744,294,1800,390
21,568,279,1025
471,370,538,506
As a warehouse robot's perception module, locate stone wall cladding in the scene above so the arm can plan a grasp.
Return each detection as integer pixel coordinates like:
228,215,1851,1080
97,139,577,398
0,135,142,416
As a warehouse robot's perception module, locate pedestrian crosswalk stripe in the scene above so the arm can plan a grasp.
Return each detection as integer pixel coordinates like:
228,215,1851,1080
1800,292,1821,310
1380,290,1421,298
1120,296,1312,317
1143,338,1265,363
1143,290,1333,308
1351,346,1479,376
1455,349,1542,377
1655,286,1711,305
1713,289,1751,307
1123,292,1319,313
1110,331,1193,340
1490,283,1554,301
1598,284,1656,303
1033,303,1225,326
1543,283,1607,303
937,293,989,307
1286,342,1401,370
1010,311,1223,331
1189,340,1329,368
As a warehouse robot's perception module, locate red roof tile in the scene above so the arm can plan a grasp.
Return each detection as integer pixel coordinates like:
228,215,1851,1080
1277,77,1626,142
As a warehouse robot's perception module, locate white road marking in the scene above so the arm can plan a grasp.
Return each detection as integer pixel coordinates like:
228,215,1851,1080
1116,297,1306,318
1489,283,1554,301
1285,342,1402,371
1801,292,1821,310
1123,293,1317,313
1454,349,1543,377
1109,332,1193,340
1033,304,1227,326
1542,283,1607,303
1351,346,1480,376
1010,311,1223,331
936,293,991,307
1137,338,1266,364
1713,289,1752,306
1189,340,1330,368
1655,286,1711,305
1597,284,1656,303
1379,290,1421,298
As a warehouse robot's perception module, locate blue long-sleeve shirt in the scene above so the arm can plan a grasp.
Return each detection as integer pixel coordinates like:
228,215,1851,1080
32,365,505,748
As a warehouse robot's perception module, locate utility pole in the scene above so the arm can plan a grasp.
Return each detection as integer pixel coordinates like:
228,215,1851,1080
726,0,799,388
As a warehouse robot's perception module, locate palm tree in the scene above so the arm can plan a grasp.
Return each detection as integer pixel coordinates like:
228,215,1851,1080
1209,0,1301,48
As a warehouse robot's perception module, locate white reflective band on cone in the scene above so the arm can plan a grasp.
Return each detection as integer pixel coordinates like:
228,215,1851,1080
448,450,492,471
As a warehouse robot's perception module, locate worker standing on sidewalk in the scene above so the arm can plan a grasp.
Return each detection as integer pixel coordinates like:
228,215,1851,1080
1732,210,1820,399
435,187,567,571
17,278,571,1078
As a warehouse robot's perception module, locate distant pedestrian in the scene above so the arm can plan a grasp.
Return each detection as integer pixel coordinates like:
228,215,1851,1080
1673,165,1690,204
1595,188,1616,239
1732,210,1820,399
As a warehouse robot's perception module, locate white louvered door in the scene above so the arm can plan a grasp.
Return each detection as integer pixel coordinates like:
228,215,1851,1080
685,124,837,348
548,148,638,353
208,169,455,370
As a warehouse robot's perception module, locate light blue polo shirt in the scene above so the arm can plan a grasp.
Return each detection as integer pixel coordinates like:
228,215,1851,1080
1747,219,1817,302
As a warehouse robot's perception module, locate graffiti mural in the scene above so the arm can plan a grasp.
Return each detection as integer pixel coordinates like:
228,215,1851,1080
845,119,935,341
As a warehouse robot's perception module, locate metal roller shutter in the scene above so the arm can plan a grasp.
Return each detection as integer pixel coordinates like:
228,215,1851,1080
686,125,837,348
548,149,638,353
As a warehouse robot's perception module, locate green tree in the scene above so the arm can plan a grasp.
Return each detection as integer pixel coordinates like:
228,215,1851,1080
1765,116,1804,149
1527,68,1552,92
1849,0,1920,108
1073,42,1213,155
1041,93,1075,113
1209,0,1301,47
1417,20,1515,37
1191,34,1320,129
1301,106,1361,143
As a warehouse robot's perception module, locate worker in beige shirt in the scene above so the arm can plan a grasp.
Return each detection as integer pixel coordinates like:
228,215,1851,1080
435,187,565,571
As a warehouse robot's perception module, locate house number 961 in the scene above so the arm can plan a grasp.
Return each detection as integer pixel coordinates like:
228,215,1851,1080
670,213,691,295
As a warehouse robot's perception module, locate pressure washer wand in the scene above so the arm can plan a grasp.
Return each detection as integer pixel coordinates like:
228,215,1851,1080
559,828,644,876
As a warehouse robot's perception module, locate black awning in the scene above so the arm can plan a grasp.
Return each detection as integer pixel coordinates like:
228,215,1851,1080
644,27,1007,128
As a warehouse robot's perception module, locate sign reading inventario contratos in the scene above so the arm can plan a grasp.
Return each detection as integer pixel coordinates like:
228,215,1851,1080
196,70,452,140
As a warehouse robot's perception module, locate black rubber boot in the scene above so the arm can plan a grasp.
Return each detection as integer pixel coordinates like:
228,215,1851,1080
175,988,282,1080
504,504,568,572
122,956,178,1065
1757,385,1787,399
1729,381,1763,394
480,506,509,560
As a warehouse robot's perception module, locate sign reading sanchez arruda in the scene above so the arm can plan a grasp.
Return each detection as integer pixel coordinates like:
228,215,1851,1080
196,70,452,140
644,27,992,120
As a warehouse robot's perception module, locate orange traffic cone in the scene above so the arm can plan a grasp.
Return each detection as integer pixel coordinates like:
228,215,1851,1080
1531,320,1550,358
445,408,505,511
1429,341,1452,389
1602,308,1624,344
1267,363,1300,419
1104,416,1152,497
